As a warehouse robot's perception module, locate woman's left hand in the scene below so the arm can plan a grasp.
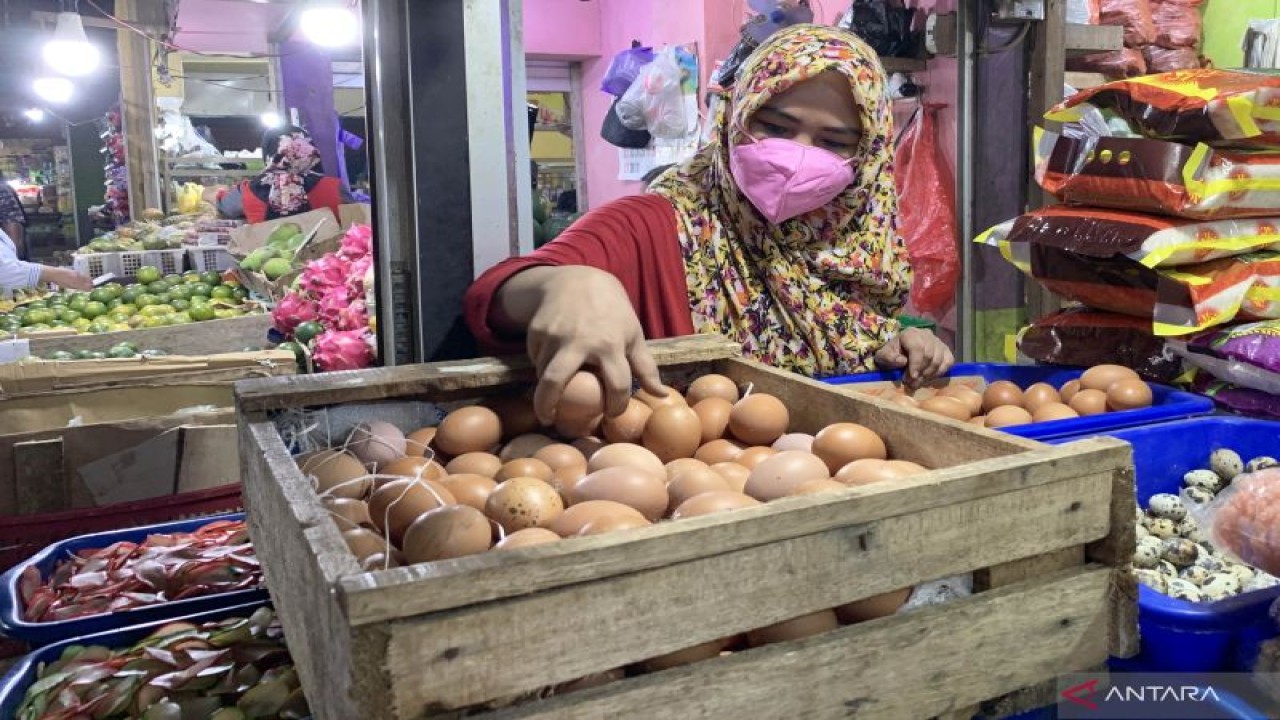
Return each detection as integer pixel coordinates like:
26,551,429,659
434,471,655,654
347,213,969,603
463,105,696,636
874,328,955,387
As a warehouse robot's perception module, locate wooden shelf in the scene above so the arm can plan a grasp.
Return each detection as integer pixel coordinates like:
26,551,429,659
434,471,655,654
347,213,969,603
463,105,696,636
882,56,927,74
1064,71,1112,90
1065,23,1124,56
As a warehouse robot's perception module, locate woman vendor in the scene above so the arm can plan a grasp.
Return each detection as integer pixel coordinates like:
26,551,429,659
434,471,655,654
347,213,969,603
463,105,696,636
465,25,953,423
212,126,351,224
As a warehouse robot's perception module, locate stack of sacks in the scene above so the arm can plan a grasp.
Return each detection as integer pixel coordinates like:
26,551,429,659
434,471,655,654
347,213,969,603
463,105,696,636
980,71,1280,403
1068,0,1204,78
1172,320,1280,419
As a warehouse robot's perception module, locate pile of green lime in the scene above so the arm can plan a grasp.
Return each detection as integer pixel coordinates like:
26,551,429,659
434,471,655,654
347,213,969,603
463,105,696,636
0,266,258,336
239,222,306,280
43,342,168,361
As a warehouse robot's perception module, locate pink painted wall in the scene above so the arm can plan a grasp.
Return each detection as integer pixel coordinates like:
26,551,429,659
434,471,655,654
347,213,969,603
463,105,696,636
523,0,604,58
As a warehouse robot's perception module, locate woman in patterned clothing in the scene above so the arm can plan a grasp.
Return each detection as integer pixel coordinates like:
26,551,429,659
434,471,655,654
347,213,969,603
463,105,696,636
466,25,952,422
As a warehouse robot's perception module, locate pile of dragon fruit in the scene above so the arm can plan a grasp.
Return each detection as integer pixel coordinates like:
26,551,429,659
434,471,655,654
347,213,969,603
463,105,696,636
271,223,378,372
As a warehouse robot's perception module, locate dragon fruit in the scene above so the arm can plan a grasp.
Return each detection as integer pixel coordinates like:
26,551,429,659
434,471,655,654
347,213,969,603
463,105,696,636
340,224,373,260
298,255,349,295
271,293,320,336
318,294,368,331
312,328,374,371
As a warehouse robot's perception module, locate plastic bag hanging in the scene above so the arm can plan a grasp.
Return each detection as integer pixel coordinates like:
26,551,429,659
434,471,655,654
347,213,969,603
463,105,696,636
838,0,919,59
894,104,959,319
601,42,656,97
616,47,688,139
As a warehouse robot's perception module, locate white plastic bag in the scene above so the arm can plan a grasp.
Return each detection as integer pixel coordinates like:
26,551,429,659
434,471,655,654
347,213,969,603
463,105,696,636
616,47,687,139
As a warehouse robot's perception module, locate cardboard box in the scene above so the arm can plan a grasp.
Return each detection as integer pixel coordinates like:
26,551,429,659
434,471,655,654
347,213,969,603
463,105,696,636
0,350,295,398
0,383,236,436
78,424,239,505
24,314,275,358
229,203,371,301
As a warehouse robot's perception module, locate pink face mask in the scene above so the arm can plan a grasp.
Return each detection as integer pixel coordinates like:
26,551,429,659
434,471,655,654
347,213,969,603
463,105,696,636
729,132,856,225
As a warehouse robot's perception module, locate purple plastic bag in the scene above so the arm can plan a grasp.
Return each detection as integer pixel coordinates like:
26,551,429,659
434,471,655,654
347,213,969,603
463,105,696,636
1190,320,1280,375
1191,372,1280,419
602,45,655,97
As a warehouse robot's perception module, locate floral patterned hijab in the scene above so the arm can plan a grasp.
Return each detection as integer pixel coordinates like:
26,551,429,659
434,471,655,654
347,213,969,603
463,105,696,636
649,24,911,377
254,132,323,219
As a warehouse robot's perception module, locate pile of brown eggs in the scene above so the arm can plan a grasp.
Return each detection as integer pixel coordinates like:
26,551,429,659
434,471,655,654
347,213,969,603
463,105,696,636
896,364,1154,428
295,372,923,667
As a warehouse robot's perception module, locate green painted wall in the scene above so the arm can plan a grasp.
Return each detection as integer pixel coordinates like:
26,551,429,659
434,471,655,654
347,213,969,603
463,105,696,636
1202,0,1279,69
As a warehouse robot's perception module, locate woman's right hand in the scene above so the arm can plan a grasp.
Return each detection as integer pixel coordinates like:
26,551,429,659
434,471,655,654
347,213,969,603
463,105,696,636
50,267,93,291
522,266,666,424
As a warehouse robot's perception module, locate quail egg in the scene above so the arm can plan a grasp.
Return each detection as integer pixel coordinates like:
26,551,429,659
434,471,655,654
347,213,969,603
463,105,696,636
1245,574,1280,593
1157,559,1179,577
1134,569,1168,593
1180,566,1212,586
1146,518,1179,539
1246,456,1279,474
1176,517,1199,537
1210,449,1244,481
1183,469,1223,494
1167,578,1203,601
1224,564,1257,585
1182,486,1216,506
1163,538,1201,567
1201,574,1241,601
1136,523,1151,540
1195,553,1226,574
1134,540,1162,569
1148,493,1187,522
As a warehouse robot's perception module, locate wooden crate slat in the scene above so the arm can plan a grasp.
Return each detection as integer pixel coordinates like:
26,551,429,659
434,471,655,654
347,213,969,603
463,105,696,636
14,438,67,513
337,438,1128,624
476,567,1112,720
379,472,1112,713
1088,462,1140,658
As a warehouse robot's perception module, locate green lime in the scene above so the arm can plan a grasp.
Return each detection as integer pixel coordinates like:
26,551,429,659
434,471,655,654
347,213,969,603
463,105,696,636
170,298,191,311
106,299,122,309
108,312,131,324
58,309,81,323
140,316,168,328
134,294,159,308
200,271,221,286
168,313,194,325
168,285,192,301
47,350,74,361
81,302,108,319
164,273,182,284
88,321,113,334
72,318,91,332
119,288,141,305
135,266,162,284
210,286,235,300
190,283,213,298
114,304,137,317
188,304,216,322
147,280,170,294
107,345,137,358
294,321,324,344
231,287,249,302
89,288,114,304
73,349,94,359
140,305,170,318
101,282,123,295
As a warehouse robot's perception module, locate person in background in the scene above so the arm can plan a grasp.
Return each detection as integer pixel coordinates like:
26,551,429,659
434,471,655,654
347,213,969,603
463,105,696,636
213,126,351,223
0,172,28,261
0,227,90,294
466,25,953,421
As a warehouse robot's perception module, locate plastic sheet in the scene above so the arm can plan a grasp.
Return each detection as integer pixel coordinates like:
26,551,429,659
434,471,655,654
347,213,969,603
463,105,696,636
894,105,958,318
1067,0,1102,25
1152,0,1202,49
1191,372,1280,419
616,47,687,139
1101,0,1156,46
1035,133,1280,221
1171,319,1280,395
1048,70,1280,149
1066,48,1147,78
840,0,919,59
1143,45,1202,73
1016,308,1184,383
1193,468,1280,577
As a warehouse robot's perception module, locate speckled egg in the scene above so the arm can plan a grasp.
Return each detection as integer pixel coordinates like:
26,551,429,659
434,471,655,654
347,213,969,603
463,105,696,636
1182,487,1216,506
1157,560,1179,577
1182,469,1223,494
1176,517,1199,539
1180,566,1212,586
1210,449,1244,481
1195,552,1226,574
1162,538,1200,567
1134,569,1168,593
1148,494,1187,522
1247,456,1279,474
1223,564,1256,585
1136,524,1151,540
1244,574,1280,593
1166,578,1203,602
1201,574,1241,601
1146,518,1178,539
1133,541,1161,569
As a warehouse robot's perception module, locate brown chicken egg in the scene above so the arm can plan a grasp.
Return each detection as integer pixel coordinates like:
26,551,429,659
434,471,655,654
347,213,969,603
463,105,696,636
555,413,602,440
1059,379,1083,403
884,460,929,476
643,405,704,463
692,398,734,444
342,528,388,561
548,501,646,537
772,433,814,453
746,610,839,647
709,462,751,492
485,477,565,533
404,427,438,458
348,421,408,469
835,459,897,486
671,491,762,519
298,450,371,499
574,466,669,521
445,452,503,478
642,638,730,672
685,374,740,405
571,436,606,459
968,416,986,427
919,396,972,422
1032,403,1080,423
696,439,745,465
368,479,457,545
982,381,1024,413
835,588,913,624
891,394,920,409
728,394,790,445
601,399,652,444
587,442,666,479
435,407,503,457
634,385,686,410
484,395,540,440
558,371,605,422
666,467,732,513
745,451,832,501
1069,389,1109,416
665,458,710,482
1081,364,1139,392
380,456,447,481
1107,378,1153,411
360,553,401,572
493,527,562,550
1022,383,1061,413
533,443,588,471
791,479,850,496
496,457,554,483
578,513,653,536
548,464,588,504
938,385,983,416
441,474,498,511
499,433,557,462
986,405,1034,428
734,446,777,470
401,505,493,564
324,497,371,531
812,423,888,474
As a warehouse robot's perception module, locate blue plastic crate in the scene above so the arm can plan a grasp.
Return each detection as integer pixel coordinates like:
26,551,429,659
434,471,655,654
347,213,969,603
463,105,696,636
1049,417,1280,673
0,599,270,720
822,363,1214,441
0,512,267,647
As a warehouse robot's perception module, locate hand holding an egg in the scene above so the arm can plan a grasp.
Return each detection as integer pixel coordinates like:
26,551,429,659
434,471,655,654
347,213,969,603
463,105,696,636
873,328,955,388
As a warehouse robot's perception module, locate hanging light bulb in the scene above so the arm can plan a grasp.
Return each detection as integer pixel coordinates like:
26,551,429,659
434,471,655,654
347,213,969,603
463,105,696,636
300,2,359,48
33,77,74,104
43,10,100,77
260,111,282,128
23,108,46,123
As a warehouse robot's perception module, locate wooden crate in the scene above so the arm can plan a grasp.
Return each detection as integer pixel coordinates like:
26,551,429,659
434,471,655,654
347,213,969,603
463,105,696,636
24,313,273,357
237,335,1136,720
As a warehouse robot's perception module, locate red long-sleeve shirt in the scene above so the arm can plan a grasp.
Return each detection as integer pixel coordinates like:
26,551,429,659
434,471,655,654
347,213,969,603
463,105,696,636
464,195,696,354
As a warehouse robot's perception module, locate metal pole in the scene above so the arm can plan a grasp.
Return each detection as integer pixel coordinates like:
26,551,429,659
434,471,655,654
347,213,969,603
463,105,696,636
956,0,978,363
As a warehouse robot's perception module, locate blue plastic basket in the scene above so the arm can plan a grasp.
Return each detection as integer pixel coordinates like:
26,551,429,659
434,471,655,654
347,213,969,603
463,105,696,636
0,599,270,720
822,363,1214,441
0,512,267,647
1049,417,1280,673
